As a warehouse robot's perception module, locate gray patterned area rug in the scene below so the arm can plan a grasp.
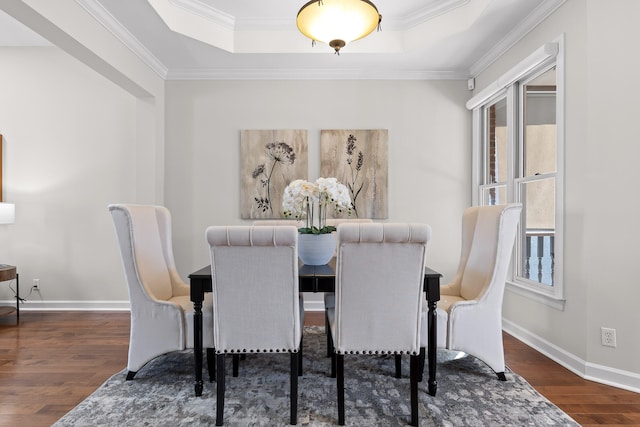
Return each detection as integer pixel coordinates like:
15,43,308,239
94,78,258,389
54,327,578,426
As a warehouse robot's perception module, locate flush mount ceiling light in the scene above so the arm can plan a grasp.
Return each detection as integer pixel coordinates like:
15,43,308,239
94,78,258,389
296,0,382,54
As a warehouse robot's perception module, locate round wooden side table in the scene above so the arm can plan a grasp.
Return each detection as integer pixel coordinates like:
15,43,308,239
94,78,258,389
0,265,19,319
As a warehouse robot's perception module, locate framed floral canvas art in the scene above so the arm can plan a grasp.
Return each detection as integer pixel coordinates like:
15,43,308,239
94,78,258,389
240,129,308,219
320,129,388,219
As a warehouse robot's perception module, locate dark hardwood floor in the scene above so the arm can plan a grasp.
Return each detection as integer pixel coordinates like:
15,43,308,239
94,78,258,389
1,311,639,426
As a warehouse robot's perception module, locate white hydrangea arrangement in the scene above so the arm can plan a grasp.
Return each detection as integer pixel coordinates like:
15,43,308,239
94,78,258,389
282,177,352,234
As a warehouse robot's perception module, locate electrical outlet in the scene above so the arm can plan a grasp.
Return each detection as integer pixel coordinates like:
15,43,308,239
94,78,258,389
601,327,616,347
33,278,40,290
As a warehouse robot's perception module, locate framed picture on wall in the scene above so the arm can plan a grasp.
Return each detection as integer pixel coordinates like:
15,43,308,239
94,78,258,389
240,129,308,219
320,129,388,219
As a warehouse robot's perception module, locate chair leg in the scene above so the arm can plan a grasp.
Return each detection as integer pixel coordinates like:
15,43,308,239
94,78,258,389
216,354,225,426
329,330,336,378
232,354,240,377
410,354,419,427
125,371,137,380
207,348,216,382
497,372,507,381
336,354,345,425
331,351,337,378
418,347,425,382
290,352,299,425
395,354,402,378
325,310,331,358
298,336,303,377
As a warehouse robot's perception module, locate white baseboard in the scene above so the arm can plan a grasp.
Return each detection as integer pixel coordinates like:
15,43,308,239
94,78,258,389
303,300,325,312
4,299,327,312
503,318,640,394
6,300,130,311
584,362,640,393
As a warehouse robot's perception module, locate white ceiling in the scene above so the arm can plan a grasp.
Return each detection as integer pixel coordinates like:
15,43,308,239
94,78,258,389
0,0,565,80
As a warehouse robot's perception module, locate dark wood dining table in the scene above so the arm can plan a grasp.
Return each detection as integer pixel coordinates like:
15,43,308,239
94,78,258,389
189,259,441,397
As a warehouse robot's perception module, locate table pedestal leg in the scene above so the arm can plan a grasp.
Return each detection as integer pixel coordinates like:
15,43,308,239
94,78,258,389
427,299,438,396
194,300,203,397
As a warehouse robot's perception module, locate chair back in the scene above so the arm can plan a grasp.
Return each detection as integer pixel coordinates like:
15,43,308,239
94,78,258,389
252,219,304,227
325,218,373,227
326,218,373,255
109,204,178,302
333,223,431,355
206,225,301,353
458,204,522,302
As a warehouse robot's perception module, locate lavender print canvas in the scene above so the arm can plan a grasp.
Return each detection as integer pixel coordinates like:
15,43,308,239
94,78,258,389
240,130,308,219
320,129,388,219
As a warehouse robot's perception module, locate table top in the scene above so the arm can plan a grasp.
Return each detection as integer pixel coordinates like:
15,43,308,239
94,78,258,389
189,260,441,280
187,261,341,280
0,264,16,282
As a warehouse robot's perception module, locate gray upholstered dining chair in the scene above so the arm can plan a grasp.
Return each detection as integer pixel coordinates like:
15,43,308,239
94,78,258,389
206,225,303,426
108,204,214,380
326,222,431,426
252,219,304,227
219,220,302,381
421,203,522,381
325,218,374,241
322,218,373,355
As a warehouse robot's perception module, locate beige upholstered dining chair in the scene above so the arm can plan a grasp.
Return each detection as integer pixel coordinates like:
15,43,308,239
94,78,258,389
108,204,214,380
422,203,522,381
206,225,303,426
327,222,431,426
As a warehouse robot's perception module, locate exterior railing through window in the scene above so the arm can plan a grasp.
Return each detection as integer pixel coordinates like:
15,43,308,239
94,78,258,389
524,230,554,286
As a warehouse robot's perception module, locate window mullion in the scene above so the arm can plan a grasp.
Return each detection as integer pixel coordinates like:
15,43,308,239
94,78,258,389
471,108,482,206
506,85,518,203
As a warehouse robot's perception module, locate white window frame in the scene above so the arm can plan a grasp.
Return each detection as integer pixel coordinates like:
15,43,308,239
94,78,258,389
468,35,565,310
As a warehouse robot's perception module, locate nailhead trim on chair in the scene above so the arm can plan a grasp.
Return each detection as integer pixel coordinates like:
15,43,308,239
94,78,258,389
217,348,299,354
336,350,418,355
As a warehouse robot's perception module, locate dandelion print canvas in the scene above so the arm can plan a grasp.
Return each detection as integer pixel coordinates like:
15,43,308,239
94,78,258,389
320,129,388,219
240,129,308,219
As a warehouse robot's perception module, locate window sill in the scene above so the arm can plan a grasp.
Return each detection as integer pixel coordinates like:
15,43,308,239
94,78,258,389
506,281,565,311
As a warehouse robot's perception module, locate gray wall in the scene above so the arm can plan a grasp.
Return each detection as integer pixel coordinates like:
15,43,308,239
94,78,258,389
164,79,471,308
475,0,640,384
0,47,137,303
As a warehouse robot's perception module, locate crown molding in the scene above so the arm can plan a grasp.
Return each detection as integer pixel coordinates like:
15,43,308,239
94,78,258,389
397,0,470,30
165,67,468,81
169,0,470,32
75,0,563,82
75,0,168,79
169,0,235,29
468,0,567,77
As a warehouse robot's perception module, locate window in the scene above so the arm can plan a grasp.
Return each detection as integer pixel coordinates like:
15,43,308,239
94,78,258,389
481,95,508,206
468,38,564,308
